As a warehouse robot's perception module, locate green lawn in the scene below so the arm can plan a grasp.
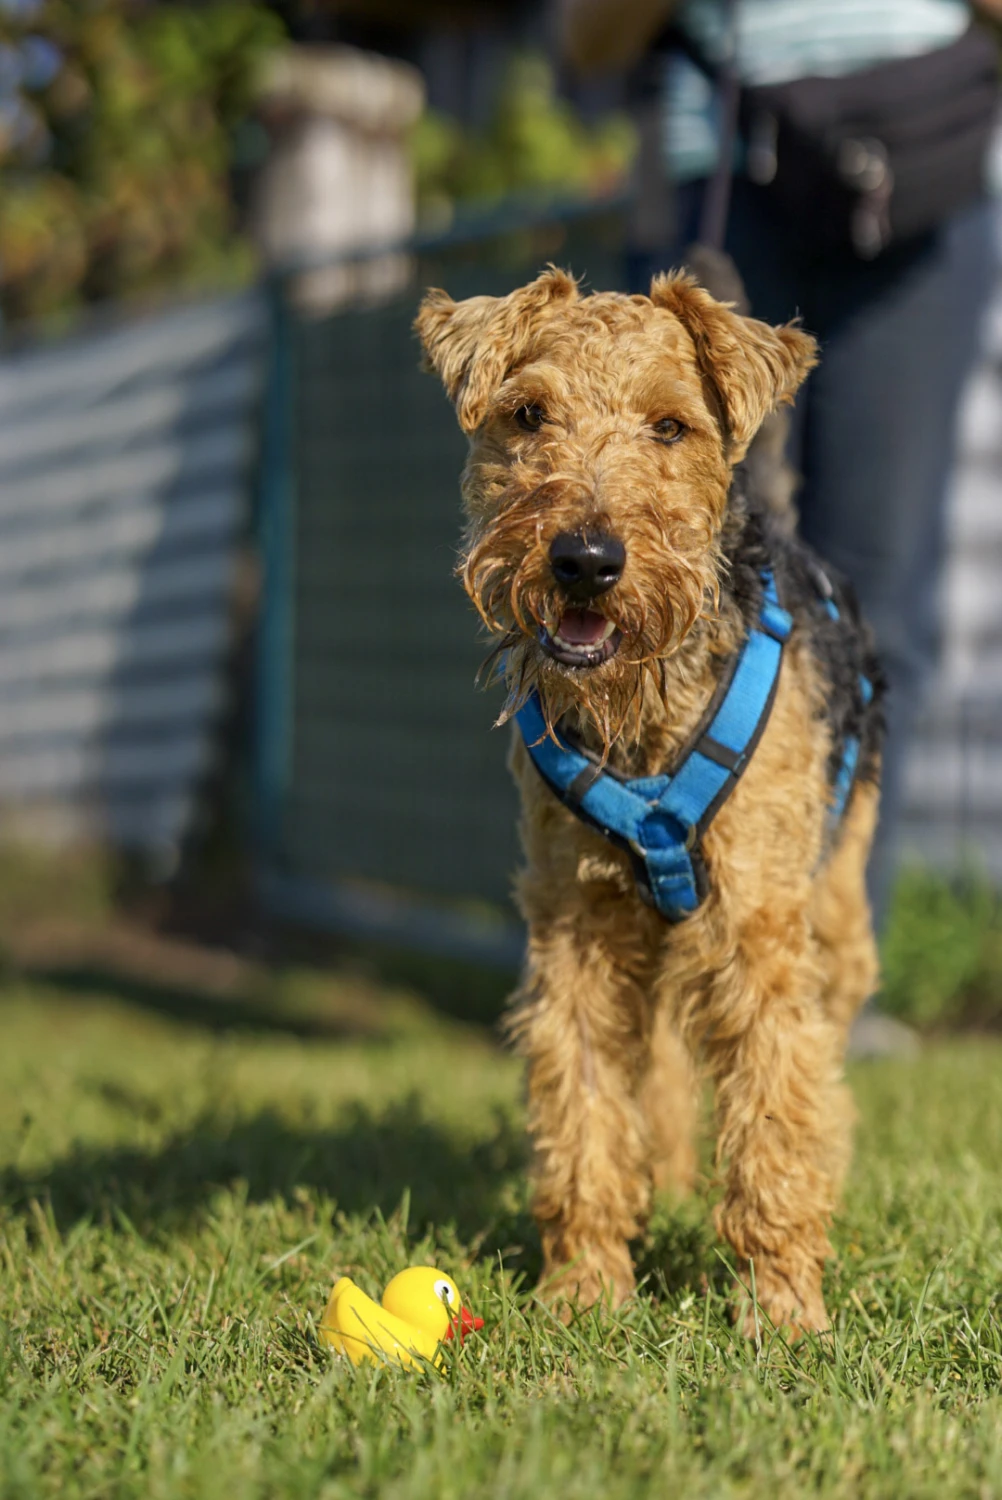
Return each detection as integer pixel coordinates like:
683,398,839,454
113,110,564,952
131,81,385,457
3,968,1002,1499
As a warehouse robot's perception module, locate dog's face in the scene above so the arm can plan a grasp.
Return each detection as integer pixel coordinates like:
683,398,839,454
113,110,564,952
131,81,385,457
416,267,815,741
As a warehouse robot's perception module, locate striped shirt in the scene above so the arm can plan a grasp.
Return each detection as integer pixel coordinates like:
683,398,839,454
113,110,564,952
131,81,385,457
665,0,973,181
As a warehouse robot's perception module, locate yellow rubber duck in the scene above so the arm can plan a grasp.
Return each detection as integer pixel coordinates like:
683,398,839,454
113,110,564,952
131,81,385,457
319,1266,484,1369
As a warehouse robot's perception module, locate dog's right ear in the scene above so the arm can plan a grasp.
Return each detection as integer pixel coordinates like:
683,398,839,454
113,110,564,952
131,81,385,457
415,268,578,433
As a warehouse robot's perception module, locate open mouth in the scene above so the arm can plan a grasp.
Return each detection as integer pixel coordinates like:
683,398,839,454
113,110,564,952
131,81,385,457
539,608,622,668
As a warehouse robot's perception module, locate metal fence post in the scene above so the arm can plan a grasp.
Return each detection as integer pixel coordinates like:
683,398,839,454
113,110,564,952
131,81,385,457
254,275,297,860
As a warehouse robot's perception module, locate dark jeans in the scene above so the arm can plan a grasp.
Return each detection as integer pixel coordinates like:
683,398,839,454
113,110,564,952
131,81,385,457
629,179,997,925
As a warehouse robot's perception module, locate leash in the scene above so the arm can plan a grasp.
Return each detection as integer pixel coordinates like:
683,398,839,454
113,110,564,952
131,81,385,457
696,0,741,251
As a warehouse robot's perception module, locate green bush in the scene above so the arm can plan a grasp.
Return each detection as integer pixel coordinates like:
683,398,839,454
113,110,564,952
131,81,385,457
412,52,635,230
881,867,1002,1030
0,0,283,323
0,19,631,320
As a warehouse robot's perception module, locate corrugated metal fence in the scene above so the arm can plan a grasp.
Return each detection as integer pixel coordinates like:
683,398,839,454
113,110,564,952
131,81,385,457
0,290,266,866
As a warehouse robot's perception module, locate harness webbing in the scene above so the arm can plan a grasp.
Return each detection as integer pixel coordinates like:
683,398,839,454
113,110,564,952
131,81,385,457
516,570,792,922
807,561,875,830
515,567,872,922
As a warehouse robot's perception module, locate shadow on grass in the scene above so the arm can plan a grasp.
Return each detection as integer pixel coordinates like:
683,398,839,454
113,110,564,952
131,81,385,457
17,941,519,1042
17,1126,727,1315
3,1091,721,1297
321,944,516,1030
17,964,390,1043
4,1094,539,1275
634,1204,731,1298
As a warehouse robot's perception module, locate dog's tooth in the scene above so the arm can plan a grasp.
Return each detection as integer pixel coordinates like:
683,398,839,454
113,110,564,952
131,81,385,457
551,621,616,652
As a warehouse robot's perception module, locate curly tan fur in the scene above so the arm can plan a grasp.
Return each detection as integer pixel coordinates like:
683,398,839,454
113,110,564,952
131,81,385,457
416,268,877,1337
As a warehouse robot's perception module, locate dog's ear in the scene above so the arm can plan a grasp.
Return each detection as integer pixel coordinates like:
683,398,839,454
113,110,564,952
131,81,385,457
650,270,817,459
415,267,579,432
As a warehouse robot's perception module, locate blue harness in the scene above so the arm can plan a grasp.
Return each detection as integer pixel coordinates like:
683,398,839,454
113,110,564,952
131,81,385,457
515,568,871,923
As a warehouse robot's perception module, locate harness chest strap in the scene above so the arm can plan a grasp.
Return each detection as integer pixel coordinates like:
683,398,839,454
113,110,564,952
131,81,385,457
514,568,862,923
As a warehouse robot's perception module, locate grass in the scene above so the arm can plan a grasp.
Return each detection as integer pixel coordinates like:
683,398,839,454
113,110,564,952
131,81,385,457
3,963,1002,1499
880,867,1002,1030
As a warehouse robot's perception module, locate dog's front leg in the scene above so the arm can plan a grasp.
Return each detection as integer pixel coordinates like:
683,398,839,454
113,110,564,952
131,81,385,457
699,907,851,1337
507,901,654,1316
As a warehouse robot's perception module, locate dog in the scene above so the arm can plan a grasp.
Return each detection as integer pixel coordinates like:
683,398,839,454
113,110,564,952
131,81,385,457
416,265,882,1336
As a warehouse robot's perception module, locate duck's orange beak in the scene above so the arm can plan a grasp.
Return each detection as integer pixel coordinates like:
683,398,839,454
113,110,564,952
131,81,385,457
443,1306,484,1343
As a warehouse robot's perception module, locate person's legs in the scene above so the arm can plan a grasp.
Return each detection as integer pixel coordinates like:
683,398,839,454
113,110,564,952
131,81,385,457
633,183,996,930
788,201,996,924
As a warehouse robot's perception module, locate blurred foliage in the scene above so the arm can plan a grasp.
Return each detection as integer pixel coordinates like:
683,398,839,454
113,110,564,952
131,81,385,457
0,0,283,324
881,867,1002,1031
0,15,631,321
412,53,635,231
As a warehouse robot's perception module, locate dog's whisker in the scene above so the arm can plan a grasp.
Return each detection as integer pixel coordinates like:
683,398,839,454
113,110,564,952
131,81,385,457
476,631,520,688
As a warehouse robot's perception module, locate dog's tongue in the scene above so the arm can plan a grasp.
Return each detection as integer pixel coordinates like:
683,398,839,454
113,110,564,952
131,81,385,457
556,608,608,646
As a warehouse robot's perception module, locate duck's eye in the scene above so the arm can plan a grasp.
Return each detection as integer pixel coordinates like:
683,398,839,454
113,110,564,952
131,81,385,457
433,1277,455,1306
652,417,686,445
515,404,545,432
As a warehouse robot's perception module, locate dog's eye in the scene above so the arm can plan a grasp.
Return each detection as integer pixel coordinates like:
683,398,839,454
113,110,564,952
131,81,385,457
652,417,686,444
515,404,545,432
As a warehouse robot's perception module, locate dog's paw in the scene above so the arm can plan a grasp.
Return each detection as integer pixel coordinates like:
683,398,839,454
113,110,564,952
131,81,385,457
537,1255,635,1322
731,1258,830,1342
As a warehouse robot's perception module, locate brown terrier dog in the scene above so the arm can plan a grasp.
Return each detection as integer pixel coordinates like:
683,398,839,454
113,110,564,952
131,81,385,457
416,267,882,1336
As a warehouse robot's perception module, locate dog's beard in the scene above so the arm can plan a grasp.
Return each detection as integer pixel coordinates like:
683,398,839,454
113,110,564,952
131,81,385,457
461,481,719,757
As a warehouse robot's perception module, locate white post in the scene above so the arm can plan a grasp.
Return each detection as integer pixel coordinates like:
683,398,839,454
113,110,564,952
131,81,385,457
251,45,425,313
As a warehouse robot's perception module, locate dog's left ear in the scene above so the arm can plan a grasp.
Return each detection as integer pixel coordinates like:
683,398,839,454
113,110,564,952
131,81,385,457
415,267,579,432
650,271,817,460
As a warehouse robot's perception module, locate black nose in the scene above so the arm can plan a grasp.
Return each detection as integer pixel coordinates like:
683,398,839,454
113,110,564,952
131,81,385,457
548,531,626,601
